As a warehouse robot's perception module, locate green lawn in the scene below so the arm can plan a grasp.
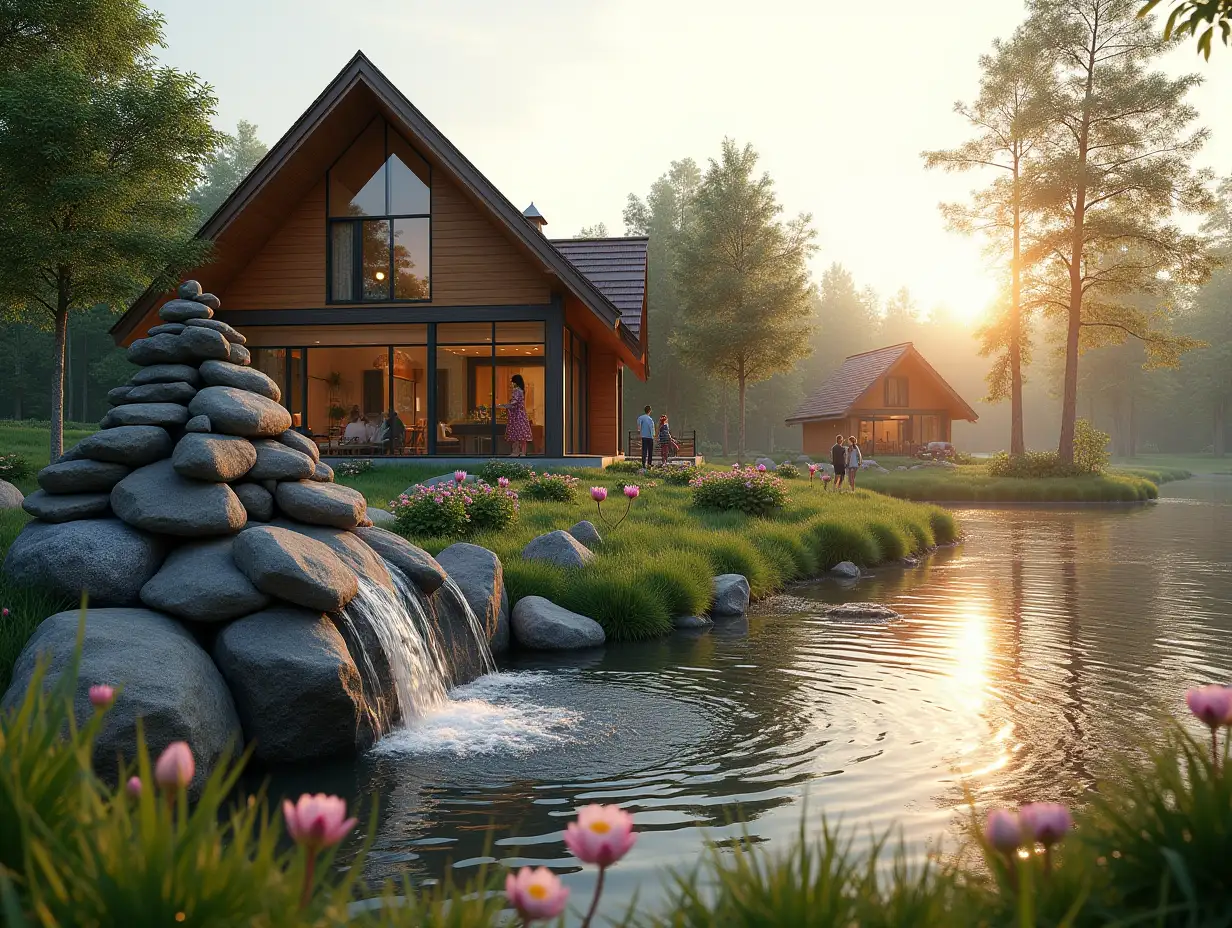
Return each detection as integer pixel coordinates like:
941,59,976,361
1112,452,1232,476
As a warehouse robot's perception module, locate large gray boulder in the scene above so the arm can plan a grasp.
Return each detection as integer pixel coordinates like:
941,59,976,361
178,326,231,363
22,490,111,522
159,298,213,322
111,460,247,537
1,608,241,788
184,317,245,343
189,386,291,438
233,483,273,522
567,520,603,548
264,519,391,593
353,526,446,594
172,433,257,482
366,507,395,527
100,402,190,430
247,440,315,481
37,459,129,494
233,526,359,612
511,596,605,650
755,457,777,471
0,479,23,510
213,606,375,763
522,530,595,569
73,425,173,466
711,574,751,617
274,480,366,529
131,363,201,387
123,381,197,405
435,542,508,652
139,538,271,623
126,333,187,366
830,561,861,579
2,518,165,605
198,360,281,402
276,429,319,463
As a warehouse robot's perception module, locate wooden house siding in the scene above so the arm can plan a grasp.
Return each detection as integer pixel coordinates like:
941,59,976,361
221,181,327,310
850,353,954,414
587,351,620,455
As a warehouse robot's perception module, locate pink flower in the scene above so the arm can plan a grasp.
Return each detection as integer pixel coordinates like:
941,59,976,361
154,741,194,791
1018,802,1071,846
126,776,142,798
756,463,767,472
563,804,638,867
1185,685,1232,729
808,463,818,474
453,470,467,483
1,607,8,617
505,866,569,922
623,485,639,499
498,476,510,488
283,794,358,853
591,486,608,502
88,684,115,709
984,809,1021,853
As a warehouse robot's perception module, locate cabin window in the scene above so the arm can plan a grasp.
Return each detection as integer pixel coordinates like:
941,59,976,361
327,118,431,303
885,375,909,407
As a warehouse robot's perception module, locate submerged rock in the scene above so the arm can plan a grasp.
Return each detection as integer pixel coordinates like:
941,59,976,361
1,608,241,788
511,596,605,650
522,530,594,569
711,574,751,617
821,602,902,622
140,537,271,623
673,615,713,630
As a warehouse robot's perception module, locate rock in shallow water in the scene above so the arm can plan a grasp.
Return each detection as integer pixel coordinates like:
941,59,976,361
111,460,246,536
2,518,165,605
139,537,271,623
673,614,713,630
511,596,605,650
0,607,241,788
21,489,111,522
37,459,129,494
274,480,366,529
830,561,861,579
172,433,257,482
73,425,173,466
435,542,508,652
233,525,358,612
213,606,376,763
711,573,751,617
188,386,291,438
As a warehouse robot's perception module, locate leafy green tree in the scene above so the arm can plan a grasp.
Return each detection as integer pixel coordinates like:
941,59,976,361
674,139,817,460
574,222,609,238
1139,0,1232,56
189,119,268,222
924,31,1050,455
1024,0,1214,463
801,263,879,384
0,2,220,458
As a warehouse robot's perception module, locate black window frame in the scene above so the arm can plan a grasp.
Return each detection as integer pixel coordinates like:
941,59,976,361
325,118,432,305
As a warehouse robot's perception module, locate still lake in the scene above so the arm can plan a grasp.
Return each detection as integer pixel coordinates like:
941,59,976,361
287,475,1232,913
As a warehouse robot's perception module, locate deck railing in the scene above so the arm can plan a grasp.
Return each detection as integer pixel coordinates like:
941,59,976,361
626,430,697,459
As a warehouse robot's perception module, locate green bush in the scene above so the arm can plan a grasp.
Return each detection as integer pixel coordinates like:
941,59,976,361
803,519,881,568
631,550,714,618
987,450,1083,478
503,558,568,606
866,520,910,561
521,471,579,502
774,461,802,479
926,506,959,544
466,483,520,532
690,466,788,516
0,453,31,483
659,462,701,485
477,458,533,482
1073,417,1111,473
605,459,646,475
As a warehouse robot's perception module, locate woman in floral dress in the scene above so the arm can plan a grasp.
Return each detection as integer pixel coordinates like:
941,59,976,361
504,374,533,456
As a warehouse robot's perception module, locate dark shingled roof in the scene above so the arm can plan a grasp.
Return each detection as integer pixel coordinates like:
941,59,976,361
551,237,649,339
787,344,911,423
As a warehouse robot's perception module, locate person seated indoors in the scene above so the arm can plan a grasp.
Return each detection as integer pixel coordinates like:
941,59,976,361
342,411,369,443
383,409,406,452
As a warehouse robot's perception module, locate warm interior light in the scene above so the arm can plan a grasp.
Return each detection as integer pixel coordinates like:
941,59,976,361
374,271,386,281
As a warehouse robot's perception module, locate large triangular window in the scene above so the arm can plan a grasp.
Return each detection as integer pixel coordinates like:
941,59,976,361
327,118,431,302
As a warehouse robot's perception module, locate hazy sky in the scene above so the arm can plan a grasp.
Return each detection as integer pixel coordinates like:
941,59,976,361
149,0,1231,322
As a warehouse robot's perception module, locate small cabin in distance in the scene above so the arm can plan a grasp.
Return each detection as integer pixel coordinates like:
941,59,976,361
786,343,978,457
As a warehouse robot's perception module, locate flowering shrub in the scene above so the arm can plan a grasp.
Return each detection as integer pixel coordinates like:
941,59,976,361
521,471,580,502
690,466,788,515
988,450,1083,478
388,480,519,537
0,452,31,482
775,461,802,479
659,461,701,485
477,458,533,482
333,459,372,477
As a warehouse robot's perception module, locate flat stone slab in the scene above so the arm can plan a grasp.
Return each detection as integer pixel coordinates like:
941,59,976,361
140,537,271,623
159,298,213,322
511,595,605,650
2,518,165,605
131,363,201,387
522,530,595,569
199,360,280,401
820,602,902,623
146,323,185,336
274,480,366,529
184,317,245,344
265,519,391,593
353,525,447,595
276,429,319,463
178,326,230,363
247,439,315,481
21,489,111,522
73,425,173,466
711,573,751,617
188,386,292,438
111,460,247,536
101,402,190,430
37,459,129,494
122,381,197,405
234,483,273,522
233,525,359,612
126,333,188,366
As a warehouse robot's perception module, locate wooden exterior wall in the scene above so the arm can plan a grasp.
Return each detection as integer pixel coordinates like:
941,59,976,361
587,351,621,455
850,354,956,414
220,173,552,313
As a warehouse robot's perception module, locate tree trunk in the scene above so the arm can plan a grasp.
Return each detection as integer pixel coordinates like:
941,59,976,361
50,306,69,462
721,383,729,458
14,326,24,420
1058,38,1097,466
1010,151,1026,456
737,368,747,464
1127,389,1137,458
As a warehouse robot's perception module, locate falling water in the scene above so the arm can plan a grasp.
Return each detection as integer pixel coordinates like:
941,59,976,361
437,574,497,677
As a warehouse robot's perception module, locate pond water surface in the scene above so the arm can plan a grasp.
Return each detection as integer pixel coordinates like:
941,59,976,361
292,476,1232,914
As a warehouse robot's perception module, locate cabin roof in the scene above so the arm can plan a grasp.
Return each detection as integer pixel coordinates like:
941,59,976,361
109,51,647,374
550,237,649,338
786,342,978,424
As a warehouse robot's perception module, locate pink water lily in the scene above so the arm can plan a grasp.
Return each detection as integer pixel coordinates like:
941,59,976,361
1018,802,1071,846
154,741,194,792
126,776,142,798
984,808,1021,854
564,804,638,867
453,470,467,483
505,866,569,922
623,485,639,499
283,793,358,852
88,684,115,709
590,486,608,502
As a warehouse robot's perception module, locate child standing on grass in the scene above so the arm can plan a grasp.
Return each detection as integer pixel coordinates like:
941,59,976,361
658,415,673,465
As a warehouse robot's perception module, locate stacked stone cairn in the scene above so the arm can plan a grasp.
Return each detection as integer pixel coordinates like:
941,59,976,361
2,281,508,784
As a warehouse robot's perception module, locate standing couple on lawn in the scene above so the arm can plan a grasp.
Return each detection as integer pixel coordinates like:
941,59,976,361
637,405,679,467
830,433,863,490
